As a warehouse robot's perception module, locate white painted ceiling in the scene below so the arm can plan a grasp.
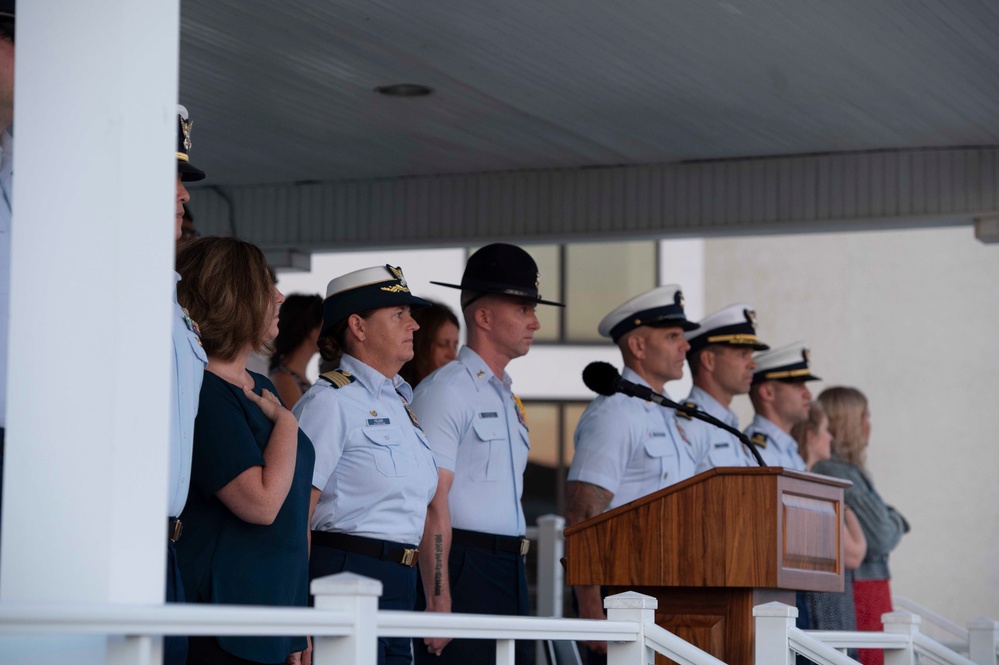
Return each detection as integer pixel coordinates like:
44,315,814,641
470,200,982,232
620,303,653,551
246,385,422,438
180,0,999,187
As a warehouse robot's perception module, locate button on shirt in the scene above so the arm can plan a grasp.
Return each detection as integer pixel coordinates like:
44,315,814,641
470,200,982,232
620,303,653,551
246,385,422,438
294,354,438,545
569,367,698,510
412,346,530,537
0,131,12,428
744,414,807,470
686,386,755,472
168,274,207,517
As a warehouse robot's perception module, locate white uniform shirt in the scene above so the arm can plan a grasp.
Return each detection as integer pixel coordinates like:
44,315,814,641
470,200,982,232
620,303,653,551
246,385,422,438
412,346,529,537
569,367,698,510
168,274,207,517
744,414,807,470
685,386,755,472
294,354,438,545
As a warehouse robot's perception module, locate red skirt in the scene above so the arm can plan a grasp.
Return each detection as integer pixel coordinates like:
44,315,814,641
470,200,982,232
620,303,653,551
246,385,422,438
853,578,893,665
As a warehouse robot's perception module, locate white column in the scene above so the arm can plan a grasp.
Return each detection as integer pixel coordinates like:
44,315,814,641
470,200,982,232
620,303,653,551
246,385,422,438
753,601,797,665
605,591,656,665
312,573,383,665
0,0,179,660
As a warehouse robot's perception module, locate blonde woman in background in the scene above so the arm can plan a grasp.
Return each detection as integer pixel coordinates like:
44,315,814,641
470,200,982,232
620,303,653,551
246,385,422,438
814,387,909,665
792,400,867,658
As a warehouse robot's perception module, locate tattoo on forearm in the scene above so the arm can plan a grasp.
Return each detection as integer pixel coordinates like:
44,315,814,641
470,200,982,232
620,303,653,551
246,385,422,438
433,534,443,596
566,481,613,525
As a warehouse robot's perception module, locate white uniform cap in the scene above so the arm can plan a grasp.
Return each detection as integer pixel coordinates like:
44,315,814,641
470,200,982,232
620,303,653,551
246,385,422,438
752,341,820,384
684,303,769,353
597,284,699,342
321,264,431,337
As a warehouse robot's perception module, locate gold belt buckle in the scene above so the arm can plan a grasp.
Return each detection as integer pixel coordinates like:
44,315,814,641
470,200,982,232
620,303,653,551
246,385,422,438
401,548,419,567
519,539,530,557
170,519,183,543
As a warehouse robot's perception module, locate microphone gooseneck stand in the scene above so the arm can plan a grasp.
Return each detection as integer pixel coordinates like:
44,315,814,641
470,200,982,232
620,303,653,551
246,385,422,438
581,361,767,467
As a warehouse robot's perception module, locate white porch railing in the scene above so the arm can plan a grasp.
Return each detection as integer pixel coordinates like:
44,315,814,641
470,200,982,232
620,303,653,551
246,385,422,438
0,574,726,665
755,602,998,665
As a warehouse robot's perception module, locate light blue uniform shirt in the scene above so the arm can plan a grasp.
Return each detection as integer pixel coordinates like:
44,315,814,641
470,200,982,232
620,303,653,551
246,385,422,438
294,354,438,545
412,346,529,537
685,386,755,472
169,274,207,517
569,367,698,510
0,131,12,428
744,414,807,470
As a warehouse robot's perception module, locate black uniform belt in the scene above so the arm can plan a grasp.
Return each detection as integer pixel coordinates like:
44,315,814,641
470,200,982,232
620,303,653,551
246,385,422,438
168,517,183,543
452,528,530,557
311,531,419,567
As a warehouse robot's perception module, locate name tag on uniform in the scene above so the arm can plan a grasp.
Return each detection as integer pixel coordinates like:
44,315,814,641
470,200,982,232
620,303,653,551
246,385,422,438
650,431,667,438
479,412,498,418
713,442,730,449
367,418,391,426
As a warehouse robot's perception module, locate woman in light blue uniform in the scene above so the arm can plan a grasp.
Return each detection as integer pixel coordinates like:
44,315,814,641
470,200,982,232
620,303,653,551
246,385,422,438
293,264,438,665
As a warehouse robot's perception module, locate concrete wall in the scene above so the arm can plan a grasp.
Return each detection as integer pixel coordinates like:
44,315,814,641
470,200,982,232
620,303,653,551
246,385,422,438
704,225,999,625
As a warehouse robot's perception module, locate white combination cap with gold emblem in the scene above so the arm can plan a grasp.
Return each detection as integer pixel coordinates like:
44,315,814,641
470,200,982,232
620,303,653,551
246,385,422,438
752,341,821,384
320,265,431,337
597,284,699,342
684,303,769,353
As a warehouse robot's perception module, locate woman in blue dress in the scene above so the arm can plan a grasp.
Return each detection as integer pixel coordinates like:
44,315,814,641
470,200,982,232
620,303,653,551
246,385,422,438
176,236,315,665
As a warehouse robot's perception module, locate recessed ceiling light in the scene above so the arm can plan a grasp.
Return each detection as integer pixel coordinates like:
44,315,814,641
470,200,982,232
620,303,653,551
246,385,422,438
374,83,434,98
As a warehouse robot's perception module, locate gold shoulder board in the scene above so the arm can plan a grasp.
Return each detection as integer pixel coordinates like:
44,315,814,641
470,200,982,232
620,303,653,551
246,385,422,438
319,369,355,389
750,432,768,449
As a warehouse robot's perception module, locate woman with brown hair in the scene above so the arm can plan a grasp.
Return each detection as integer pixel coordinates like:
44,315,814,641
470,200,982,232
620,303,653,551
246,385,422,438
815,387,909,665
175,237,315,665
399,300,460,387
269,293,323,408
792,400,867,655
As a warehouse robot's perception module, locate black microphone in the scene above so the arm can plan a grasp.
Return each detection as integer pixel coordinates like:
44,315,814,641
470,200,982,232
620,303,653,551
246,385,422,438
582,361,675,407
580,361,766,467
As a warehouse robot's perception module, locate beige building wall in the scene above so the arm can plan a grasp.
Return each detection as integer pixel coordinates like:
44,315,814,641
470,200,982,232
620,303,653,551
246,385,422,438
704,225,999,625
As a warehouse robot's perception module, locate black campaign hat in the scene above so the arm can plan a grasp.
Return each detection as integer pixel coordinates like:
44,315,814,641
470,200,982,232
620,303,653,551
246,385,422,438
0,1,14,19
432,243,564,307
176,105,206,182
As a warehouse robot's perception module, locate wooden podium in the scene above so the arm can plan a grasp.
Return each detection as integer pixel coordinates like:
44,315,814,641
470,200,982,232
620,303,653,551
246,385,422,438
564,467,850,665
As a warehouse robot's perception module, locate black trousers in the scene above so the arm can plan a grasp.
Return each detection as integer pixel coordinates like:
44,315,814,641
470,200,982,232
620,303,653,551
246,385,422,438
311,540,418,665
164,538,187,665
414,540,530,665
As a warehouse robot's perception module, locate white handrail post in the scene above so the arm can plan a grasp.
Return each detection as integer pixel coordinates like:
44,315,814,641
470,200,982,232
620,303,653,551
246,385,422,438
754,601,796,665
605,591,656,665
108,636,156,665
967,618,998,665
311,572,383,665
496,639,516,665
882,611,919,665
536,514,565,617
534,514,565,665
